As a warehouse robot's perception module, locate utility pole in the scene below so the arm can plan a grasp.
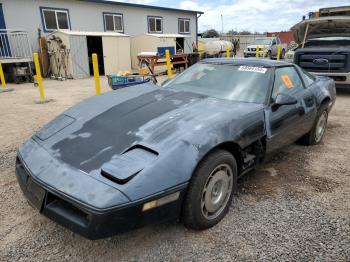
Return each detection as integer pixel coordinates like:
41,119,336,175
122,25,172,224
221,14,224,36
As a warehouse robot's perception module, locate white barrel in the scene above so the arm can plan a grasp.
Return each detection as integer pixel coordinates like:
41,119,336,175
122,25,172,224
204,41,233,55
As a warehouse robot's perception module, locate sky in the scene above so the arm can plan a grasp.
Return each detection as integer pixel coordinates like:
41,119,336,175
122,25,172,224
113,0,350,33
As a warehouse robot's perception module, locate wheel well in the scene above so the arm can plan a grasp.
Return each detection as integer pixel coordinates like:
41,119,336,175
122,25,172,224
321,97,331,106
203,140,265,175
215,142,243,171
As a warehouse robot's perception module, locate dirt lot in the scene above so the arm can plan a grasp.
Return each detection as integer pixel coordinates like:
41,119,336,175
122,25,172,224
0,78,349,261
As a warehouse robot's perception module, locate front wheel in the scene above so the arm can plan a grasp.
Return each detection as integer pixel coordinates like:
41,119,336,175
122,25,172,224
182,149,237,230
266,50,272,59
299,104,328,145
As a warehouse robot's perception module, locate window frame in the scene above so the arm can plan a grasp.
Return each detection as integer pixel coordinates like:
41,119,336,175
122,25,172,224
103,12,124,33
178,18,190,34
40,7,71,32
147,16,163,34
269,65,306,105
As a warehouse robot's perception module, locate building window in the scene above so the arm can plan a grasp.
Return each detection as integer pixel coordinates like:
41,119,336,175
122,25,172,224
178,18,190,34
148,16,162,33
103,13,124,32
40,7,70,32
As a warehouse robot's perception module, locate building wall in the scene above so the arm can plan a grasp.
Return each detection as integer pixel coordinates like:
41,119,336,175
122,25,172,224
266,32,294,44
0,0,197,52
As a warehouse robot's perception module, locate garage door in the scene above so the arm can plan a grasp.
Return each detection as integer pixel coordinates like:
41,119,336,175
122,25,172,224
102,36,131,75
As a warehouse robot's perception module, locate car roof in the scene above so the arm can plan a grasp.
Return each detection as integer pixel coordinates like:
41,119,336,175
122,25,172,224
201,58,291,67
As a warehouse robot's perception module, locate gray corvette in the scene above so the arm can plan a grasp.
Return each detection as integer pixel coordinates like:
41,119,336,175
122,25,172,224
16,58,336,239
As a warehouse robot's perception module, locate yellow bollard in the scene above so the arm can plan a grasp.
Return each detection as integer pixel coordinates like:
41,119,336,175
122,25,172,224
0,63,6,90
277,45,281,61
165,49,173,80
33,52,45,101
226,47,230,58
263,46,267,58
92,53,101,95
256,46,260,58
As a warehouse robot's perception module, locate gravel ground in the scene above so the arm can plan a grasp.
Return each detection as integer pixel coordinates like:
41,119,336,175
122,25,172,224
0,78,349,261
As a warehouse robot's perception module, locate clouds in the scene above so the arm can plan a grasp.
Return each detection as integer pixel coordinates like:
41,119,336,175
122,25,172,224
112,0,350,32
181,0,350,32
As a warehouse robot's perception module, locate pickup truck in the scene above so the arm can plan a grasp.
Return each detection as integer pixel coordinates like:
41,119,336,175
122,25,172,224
244,37,287,59
291,16,350,87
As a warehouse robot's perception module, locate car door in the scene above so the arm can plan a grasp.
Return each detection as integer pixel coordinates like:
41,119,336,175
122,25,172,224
265,66,317,153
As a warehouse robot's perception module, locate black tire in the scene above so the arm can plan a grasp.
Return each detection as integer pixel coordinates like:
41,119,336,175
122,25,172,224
182,149,237,230
281,49,285,59
267,50,272,59
299,103,329,145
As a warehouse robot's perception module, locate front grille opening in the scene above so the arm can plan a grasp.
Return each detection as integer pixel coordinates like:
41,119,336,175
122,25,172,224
297,52,348,72
45,192,90,227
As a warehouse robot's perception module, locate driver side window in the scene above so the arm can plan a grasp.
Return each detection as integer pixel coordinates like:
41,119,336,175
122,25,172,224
272,66,304,100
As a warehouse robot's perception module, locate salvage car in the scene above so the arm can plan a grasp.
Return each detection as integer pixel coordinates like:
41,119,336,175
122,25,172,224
16,59,336,239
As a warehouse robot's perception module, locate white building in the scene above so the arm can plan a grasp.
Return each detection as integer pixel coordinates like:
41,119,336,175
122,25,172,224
0,0,202,54
0,0,203,78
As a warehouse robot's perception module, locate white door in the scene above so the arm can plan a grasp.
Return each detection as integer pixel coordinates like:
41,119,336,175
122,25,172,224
102,37,131,75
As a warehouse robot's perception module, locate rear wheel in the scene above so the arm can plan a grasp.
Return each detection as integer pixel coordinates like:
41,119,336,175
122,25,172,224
182,149,237,229
281,49,286,59
299,103,328,145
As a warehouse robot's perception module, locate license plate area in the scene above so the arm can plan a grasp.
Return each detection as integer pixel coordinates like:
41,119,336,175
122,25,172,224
26,177,46,211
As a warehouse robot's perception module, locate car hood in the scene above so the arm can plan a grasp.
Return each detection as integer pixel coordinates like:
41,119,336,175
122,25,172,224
291,16,350,43
33,85,263,174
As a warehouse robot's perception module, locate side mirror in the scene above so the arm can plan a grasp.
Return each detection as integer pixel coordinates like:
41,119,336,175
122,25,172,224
273,93,298,107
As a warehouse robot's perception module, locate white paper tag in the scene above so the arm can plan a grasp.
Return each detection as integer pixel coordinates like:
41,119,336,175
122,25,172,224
238,65,267,74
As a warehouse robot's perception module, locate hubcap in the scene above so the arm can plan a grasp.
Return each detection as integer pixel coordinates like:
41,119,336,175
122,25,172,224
201,164,233,220
315,111,327,143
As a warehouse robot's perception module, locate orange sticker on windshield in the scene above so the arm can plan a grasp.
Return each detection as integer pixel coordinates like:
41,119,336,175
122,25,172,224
281,75,294,89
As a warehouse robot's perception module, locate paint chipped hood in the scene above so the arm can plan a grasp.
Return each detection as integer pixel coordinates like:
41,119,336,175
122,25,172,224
291,16,350,43
18,84,264,207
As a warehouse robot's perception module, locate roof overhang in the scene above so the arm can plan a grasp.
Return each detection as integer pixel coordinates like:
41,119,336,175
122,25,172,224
49,30,130,37
291,16,350,43
78,0,204,14
147,33,192,38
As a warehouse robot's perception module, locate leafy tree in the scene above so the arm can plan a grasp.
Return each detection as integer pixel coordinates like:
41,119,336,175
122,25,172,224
227,29,238,35
202,29,220,38
239,30,252,35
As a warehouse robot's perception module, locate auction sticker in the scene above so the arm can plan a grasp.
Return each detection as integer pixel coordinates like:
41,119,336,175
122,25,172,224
238,65,267,74
281,74,294,88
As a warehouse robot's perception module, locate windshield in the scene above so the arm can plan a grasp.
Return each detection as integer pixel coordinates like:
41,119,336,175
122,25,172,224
253,39,272,45
164,63,272,104
305,37,350,47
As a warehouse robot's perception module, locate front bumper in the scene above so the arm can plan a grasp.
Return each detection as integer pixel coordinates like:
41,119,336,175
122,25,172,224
311,71,350,86
15,154,186,239
244,51,265,58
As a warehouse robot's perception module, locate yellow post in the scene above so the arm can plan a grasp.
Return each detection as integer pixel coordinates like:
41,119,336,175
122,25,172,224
226,47,230,58
33,52,45,100
263,46,267,58
92,53,101,95
256,46,260,58
0,63,6,90
277,45,281,60
165,49,173,80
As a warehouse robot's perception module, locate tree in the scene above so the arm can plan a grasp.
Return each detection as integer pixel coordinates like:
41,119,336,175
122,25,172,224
227,29,238,35
202,29,219,38
239,30,252,35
